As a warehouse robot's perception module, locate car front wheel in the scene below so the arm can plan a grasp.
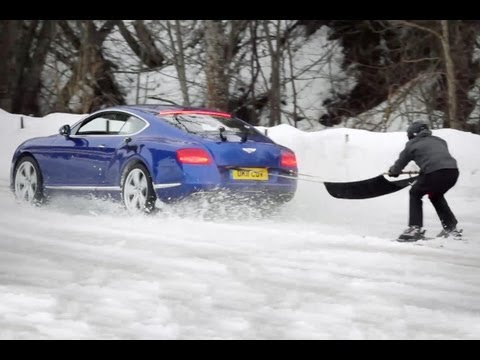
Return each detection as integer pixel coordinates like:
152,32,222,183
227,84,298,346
121,163,156,214
14,156,45,205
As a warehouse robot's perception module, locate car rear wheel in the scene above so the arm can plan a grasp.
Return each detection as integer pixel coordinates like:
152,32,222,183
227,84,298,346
14,156,45,205
121,163,156,214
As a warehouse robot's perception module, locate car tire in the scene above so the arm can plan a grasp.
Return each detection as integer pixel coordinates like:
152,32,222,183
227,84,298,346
121,162,157,214
13,156,45,205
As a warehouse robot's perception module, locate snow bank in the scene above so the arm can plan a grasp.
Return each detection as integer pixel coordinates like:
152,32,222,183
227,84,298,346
267,124,480,187
0,111,85,180
2,109,479,188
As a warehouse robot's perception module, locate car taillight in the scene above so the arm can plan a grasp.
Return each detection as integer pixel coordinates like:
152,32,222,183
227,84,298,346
280,150,297,168
176,148,212,165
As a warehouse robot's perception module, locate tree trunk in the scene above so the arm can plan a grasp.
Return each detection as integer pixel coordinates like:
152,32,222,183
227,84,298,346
55,20,125,113
166,20,191,106
204,20,229,111
132,21,165,68
440,20,459,129
118,20,165,68
174,20,191,106
448,21,479,132
0,21,21,112
263,20,282,127
286,30,300,128
15,21,56,115
12,21,40,111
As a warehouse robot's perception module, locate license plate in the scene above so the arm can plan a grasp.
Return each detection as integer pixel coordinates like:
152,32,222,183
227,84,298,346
231,168,268,181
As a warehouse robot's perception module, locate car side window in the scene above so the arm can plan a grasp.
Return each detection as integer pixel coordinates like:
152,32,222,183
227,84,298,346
76,112,131,135
118,116,146,135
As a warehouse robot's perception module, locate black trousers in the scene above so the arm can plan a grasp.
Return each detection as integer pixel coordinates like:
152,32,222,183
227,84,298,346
409,168,459,229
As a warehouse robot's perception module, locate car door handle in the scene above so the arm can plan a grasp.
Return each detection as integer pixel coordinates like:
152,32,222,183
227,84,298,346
98,144,106,148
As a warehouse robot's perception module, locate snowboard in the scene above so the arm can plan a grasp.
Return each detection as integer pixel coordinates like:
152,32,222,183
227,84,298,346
393,229,466,248
391,237,446,248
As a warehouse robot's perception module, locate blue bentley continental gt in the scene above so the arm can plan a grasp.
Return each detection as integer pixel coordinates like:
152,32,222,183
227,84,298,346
10,105,298,213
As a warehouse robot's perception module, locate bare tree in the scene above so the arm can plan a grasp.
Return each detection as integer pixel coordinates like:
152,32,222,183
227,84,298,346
285,25,300,128
14,21,56,115
165,20,191,106
0,21,20,112
9,18,476,135
117,20,165,68
263,20,283,127
0,20,56,115
392,20,460,129
54,20,125,113
440,21,458,129
204,20,229,111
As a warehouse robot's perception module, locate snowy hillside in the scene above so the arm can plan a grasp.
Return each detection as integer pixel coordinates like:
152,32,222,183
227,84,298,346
1,110,480,339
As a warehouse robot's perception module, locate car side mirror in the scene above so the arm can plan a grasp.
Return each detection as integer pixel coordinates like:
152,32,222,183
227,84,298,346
59,124,71,137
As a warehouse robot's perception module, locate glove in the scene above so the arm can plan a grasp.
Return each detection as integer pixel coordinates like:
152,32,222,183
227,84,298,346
388,167,399,178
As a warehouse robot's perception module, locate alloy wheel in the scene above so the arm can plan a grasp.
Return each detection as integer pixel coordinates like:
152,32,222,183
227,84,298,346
123,168,149,213
15,161,38,204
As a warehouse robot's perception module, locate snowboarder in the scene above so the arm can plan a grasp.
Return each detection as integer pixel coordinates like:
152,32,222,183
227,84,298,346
388,120,461,242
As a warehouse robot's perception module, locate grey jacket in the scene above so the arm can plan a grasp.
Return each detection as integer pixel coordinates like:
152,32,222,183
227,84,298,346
389,129,458,175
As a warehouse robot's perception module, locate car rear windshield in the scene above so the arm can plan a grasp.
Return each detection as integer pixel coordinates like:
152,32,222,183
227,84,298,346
157,112,251,135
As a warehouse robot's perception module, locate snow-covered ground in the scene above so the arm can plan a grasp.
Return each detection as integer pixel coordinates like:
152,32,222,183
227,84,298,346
1,109,480,339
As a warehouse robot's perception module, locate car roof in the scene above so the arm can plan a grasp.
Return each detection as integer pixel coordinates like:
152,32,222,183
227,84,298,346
110,104,231,115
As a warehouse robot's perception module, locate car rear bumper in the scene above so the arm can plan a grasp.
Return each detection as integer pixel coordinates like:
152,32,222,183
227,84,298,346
155,181,296,204
154,163,297,203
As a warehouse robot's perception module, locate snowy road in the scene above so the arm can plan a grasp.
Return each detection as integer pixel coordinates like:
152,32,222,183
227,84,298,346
1,179,480,339
1,111,480,339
